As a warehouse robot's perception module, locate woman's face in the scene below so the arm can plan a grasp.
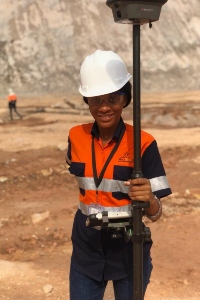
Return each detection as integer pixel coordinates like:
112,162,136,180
88,93,126,130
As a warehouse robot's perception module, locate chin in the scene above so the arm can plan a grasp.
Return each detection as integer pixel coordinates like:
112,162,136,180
97,120,113,128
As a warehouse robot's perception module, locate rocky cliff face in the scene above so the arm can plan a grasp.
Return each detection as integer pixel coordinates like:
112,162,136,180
0,0,199,95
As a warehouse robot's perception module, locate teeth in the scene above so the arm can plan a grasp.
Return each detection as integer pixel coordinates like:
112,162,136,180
98,115,112,119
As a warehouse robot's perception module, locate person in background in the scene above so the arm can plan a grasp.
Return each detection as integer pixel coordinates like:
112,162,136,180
66,50,172,300
8,88,22,120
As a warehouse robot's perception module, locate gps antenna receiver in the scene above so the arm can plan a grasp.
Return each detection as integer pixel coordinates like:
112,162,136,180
106,0,167,25
106,1,168,299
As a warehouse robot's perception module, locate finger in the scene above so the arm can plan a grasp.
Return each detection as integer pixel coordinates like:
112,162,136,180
128,190,152,201
130,178,149,185
124,181,131,186
129,185,151,193
129,196,150,202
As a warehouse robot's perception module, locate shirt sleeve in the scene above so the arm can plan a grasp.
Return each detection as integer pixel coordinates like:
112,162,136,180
66,137,71,165
142,140,172,198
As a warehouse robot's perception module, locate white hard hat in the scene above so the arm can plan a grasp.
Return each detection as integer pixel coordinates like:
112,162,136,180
8,88,14,94
79,50,132,97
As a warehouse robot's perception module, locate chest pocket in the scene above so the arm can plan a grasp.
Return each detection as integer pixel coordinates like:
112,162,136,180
68,162,85,177
113,165,133,181
113,165,133,200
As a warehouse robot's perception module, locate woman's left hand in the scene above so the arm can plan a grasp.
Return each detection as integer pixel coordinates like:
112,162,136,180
124,178,162,221
124,178,154,203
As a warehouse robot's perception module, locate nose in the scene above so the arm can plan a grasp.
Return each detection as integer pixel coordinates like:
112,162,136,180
98,97,111,107
98,99,111,109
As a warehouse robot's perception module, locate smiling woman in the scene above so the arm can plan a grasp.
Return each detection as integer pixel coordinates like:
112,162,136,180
66,49,172,300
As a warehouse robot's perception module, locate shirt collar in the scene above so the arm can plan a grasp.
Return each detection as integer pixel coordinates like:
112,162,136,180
91,118,125,142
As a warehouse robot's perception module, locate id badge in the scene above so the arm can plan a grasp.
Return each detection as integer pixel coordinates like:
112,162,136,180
88,203,105,215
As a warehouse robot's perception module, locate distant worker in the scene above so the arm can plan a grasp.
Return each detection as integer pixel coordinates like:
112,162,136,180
8,88,22,120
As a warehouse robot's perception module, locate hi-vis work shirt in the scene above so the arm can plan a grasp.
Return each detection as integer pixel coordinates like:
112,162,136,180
66,118,171,281
8,94,17,102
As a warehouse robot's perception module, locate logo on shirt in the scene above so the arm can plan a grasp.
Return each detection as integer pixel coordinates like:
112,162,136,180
118,152,133,162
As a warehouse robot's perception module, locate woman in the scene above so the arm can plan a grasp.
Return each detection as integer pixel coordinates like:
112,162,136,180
66,50,171,300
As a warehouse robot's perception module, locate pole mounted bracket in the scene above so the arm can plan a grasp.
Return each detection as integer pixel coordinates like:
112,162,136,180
106,0,168,25
132,227,151,243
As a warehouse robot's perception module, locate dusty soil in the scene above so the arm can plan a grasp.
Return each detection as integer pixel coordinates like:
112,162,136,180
0,91,200,300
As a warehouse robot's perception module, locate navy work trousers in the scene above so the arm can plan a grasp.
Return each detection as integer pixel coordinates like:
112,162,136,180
69,257,153,300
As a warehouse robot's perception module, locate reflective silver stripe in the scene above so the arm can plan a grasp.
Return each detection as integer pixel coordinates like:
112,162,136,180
150,175,170,192
79,202,132,216
76,177,129,193
76,175,170,194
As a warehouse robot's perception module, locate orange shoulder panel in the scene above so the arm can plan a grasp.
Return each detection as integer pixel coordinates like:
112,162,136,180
8,94,17,101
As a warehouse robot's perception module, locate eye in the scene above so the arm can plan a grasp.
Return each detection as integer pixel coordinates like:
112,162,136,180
88,97,101,105
90,98,96,103
109,94,117,103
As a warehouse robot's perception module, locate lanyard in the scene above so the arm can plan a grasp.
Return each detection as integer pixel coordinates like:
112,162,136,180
92,127,125,189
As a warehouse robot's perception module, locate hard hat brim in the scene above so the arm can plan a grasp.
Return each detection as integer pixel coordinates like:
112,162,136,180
79,74,132,97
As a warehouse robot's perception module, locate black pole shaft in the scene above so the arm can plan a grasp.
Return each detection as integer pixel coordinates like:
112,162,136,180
132,24,144,300
132,204,144,300
133,24,142,175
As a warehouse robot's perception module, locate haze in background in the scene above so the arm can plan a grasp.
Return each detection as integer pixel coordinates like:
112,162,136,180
0,0,199,95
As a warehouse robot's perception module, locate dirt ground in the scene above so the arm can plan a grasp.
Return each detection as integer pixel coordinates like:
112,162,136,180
0,91,200,300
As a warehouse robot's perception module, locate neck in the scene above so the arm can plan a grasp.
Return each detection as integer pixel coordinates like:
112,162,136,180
99,128,114,145
97,120,120,145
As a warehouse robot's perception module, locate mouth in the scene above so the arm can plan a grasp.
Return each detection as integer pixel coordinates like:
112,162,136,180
97,114,114,122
